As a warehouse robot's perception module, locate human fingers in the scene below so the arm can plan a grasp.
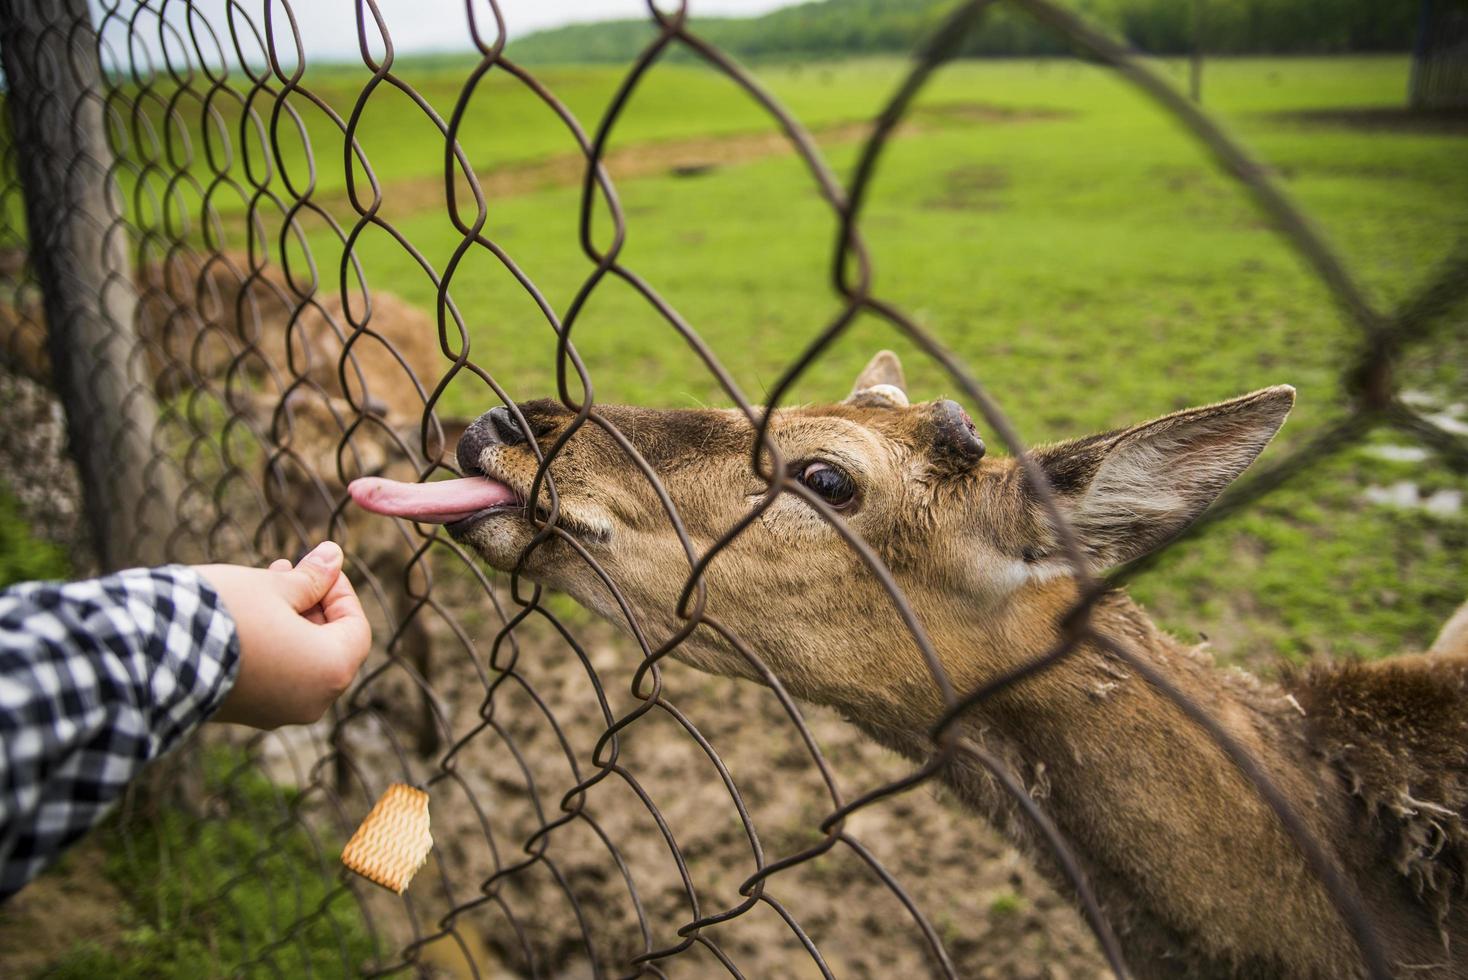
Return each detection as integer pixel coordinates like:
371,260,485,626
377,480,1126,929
318,566,372,672
271,541,344,614
267,557,326,621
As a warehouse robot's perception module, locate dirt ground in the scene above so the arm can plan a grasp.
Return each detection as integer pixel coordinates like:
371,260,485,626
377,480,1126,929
319,576,1110,980
0,839,132,975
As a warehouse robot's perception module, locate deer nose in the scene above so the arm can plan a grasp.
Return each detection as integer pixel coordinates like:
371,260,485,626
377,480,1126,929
456,407,527,474
488,406,528,446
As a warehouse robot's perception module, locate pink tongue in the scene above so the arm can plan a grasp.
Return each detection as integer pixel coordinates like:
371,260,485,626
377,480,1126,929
349,476,519,524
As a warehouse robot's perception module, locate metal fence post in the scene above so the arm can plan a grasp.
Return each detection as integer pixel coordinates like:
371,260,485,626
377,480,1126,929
0,0,171,568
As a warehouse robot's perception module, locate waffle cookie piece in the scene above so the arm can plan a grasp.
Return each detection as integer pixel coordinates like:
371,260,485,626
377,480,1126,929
341,783,433,893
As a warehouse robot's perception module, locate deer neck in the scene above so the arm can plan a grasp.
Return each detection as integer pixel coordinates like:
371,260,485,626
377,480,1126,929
845,579,1362,978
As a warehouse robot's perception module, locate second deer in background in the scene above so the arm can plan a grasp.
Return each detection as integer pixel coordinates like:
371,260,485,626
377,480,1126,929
0,248,467,753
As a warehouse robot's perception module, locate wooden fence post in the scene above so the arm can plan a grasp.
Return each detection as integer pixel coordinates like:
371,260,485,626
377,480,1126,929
0,0,171,568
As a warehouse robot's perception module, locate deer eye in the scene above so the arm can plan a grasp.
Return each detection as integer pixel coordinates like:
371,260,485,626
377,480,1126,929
798,461,856,509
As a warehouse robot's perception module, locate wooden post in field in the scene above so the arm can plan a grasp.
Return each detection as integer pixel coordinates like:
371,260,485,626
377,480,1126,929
1190,0,1206,103
0,0,172,568
1410,0,1468,109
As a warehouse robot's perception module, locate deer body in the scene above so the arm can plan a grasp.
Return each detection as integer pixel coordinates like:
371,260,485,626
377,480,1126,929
352,351,1468,977
857,582,1468,978
0,250,441,417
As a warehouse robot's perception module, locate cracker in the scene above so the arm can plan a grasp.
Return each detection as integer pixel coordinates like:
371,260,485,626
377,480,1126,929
341,783,432,893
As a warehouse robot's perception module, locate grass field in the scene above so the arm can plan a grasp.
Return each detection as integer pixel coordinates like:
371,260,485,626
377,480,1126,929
8,55,1468,642
3,53,1464,657
248,53,1467,665
9,54,1468,660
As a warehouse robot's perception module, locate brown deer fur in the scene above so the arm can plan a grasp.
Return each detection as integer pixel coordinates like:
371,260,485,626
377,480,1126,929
0,252,455,752
1,251,440,418
424,352,1468,978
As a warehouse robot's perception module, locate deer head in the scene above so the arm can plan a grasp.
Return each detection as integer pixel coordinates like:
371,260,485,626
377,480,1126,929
350,353,1293,718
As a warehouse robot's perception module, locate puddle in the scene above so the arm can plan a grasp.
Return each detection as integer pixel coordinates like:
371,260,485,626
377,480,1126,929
1365,444,1431,463
1362,480,1463,516
1425,411,1468,437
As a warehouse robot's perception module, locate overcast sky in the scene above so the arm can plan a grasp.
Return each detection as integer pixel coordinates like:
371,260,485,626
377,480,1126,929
97,1,808,66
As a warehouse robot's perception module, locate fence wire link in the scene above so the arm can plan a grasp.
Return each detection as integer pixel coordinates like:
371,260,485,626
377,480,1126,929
0,1,1463,977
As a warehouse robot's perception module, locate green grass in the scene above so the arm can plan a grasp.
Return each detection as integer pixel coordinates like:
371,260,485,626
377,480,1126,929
0,485,69,587
62,55,1412,229
989,891,1025,916
279,55,1439,408
260,54,1463,665
41,52,1461,663
32,747,376,979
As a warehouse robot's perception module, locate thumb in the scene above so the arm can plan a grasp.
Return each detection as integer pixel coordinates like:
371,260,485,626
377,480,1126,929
275,541,345,613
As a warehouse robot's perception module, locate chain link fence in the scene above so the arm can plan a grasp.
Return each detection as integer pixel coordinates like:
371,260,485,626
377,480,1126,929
0,0,1465,977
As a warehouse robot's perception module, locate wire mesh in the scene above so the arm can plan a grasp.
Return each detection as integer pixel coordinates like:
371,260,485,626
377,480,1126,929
0,0,1465,977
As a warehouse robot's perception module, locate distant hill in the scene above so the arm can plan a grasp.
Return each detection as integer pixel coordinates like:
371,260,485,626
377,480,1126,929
507,0,1418,64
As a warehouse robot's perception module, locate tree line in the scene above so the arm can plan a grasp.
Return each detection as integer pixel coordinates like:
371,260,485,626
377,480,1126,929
508,0,1424,64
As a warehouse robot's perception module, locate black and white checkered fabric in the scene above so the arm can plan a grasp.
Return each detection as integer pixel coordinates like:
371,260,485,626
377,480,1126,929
0,565,239,900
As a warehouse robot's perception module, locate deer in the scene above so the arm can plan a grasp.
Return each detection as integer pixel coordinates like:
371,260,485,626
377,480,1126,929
350,351,1468,978
0,248,441,420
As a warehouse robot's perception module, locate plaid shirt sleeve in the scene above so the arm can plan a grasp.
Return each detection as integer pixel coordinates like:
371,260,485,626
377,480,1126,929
0,565,239,900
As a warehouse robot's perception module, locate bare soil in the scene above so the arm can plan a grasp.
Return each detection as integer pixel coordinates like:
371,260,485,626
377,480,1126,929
331,581,1109,979
0,839,129,975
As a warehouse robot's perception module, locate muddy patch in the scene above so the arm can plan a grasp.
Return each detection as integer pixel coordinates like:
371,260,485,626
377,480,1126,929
923,163,1011,211
1359,392,1467,516
0,839,128,975
1365,444,1432,464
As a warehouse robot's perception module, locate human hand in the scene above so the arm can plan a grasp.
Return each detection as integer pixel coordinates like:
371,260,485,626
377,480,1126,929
198,541,373,729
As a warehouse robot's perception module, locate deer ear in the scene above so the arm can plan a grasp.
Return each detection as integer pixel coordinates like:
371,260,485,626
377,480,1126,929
1026,386,1295,569
847,350,908,408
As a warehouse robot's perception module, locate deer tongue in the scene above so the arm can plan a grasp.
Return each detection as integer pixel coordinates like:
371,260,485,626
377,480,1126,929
348,476,519,524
